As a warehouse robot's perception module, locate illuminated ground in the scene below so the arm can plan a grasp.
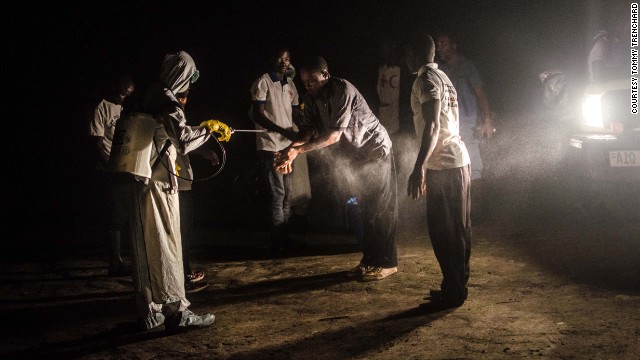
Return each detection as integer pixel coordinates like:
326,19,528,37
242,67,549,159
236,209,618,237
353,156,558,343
2,213,639,359
2,111,639,359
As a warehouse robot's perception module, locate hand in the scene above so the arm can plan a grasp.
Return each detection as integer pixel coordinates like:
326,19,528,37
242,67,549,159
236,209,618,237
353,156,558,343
407,168,426,200
274,147,299,173
200,119,232,142
277,160,293,174
479,121,495,140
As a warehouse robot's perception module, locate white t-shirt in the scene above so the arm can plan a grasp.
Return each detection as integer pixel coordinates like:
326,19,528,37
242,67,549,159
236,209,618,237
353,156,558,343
376,65,401,134
250,73,299,152
411,63,470,170
89,99,122,164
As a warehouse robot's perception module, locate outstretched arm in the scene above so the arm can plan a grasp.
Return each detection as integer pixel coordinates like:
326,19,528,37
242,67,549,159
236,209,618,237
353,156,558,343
274,128,342,173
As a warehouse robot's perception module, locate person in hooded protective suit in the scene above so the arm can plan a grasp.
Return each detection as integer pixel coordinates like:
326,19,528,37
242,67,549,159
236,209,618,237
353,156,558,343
109,51,231,331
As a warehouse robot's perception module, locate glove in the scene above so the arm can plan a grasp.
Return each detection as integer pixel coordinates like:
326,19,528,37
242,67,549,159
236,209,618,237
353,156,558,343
200,119,232,142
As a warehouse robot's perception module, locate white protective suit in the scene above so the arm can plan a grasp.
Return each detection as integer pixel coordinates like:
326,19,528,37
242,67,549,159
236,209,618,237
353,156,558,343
124,51,212,329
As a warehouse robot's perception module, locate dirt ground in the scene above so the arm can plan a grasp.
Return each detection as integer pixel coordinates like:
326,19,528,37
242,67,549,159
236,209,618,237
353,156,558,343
2,112,639,359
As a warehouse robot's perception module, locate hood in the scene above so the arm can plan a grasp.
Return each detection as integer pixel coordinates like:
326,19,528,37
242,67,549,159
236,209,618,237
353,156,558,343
159,51,197,95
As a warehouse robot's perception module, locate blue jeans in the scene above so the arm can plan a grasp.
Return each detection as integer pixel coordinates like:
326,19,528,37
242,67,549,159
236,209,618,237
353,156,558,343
459,118,484,180
258,151,292,243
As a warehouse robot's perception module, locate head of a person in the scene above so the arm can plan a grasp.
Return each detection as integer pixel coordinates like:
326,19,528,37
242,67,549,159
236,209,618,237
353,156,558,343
269,46,291,74
436,32,457,61
159,50,199,96
404,33,436,74
105,74,135,105
299,56,330,98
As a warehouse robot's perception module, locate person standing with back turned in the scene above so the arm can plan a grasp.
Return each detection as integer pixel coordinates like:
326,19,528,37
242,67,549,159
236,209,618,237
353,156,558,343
88,73,135,277
405,33,472,311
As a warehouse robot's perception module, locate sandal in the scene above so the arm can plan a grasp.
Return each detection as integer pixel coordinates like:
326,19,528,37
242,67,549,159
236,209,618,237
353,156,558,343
187,271,205,283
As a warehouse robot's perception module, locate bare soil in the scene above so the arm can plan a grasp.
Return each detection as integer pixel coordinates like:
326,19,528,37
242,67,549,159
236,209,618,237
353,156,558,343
2,112,639,359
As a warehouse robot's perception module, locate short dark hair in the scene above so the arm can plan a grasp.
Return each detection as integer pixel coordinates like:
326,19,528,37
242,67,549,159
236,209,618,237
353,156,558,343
98,72,134,98
406,33,435,60
269,45,290,60
425,34,436,58
115,74,135,91
299,56,328,74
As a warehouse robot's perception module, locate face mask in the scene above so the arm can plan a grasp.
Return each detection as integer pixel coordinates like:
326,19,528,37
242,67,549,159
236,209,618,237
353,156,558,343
190,69,200,84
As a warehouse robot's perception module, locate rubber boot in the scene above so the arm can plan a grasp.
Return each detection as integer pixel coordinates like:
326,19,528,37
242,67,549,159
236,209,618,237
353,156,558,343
164,301,215,334
108,230,129,276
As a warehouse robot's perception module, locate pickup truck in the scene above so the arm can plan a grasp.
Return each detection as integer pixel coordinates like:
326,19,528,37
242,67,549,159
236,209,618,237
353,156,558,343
565,76,640,215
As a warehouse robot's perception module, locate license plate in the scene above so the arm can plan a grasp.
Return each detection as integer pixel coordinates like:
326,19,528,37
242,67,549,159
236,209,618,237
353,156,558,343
609,151,640,167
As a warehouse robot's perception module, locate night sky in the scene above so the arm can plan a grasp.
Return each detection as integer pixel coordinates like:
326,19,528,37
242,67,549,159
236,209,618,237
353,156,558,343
11,0,622,240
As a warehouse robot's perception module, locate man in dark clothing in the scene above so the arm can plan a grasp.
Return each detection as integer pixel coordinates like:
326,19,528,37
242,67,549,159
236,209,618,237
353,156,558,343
274,56,398,281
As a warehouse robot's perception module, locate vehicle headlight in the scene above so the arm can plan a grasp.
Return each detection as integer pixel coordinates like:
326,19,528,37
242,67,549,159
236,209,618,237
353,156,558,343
581,94,603,128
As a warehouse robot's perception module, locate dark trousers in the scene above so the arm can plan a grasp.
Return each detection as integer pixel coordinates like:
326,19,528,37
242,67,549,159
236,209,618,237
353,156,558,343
353,152,398,268
426,165,472,305
258,150,292,244
108,172,130,232
179,190,194,280
91,170,128,235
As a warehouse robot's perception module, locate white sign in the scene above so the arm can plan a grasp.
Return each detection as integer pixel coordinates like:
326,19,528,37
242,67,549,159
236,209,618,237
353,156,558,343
609,150,640,167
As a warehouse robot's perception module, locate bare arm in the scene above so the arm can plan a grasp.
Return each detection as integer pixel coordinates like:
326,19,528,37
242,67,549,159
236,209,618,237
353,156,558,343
292,106,304,129
294,129,342,154
290,127,316,147
253,103,297,140
274,129,343,173
408,99,441,199
474,85,494,139
90,135,109,164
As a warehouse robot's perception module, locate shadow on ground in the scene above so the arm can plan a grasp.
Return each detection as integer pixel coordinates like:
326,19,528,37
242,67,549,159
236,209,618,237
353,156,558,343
227,307,452,360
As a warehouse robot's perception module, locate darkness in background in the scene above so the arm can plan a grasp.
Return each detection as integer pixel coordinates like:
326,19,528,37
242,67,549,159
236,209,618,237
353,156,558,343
10,0,620,243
